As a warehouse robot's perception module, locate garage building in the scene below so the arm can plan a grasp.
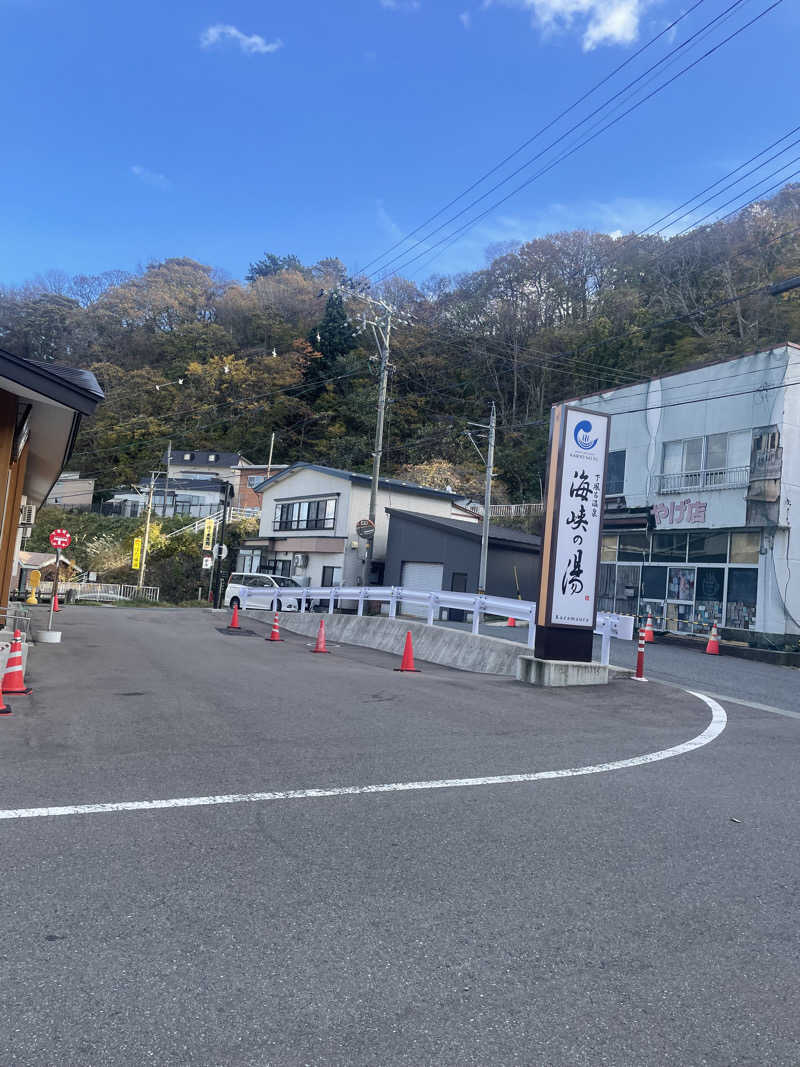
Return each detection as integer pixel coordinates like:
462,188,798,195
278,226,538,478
383,509,541,603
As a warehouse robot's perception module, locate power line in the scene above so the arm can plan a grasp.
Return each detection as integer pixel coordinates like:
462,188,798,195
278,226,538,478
357,0,711,276
373,0,785,282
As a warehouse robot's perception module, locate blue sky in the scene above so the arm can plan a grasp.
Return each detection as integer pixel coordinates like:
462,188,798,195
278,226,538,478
1,0,797,286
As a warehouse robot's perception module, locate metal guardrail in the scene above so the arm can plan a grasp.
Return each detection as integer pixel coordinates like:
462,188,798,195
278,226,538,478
37,581,161,602
240,584,538,649
463,502,544,518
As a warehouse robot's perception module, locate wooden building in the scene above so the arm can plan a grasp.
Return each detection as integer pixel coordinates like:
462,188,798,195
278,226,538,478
0,348,103,611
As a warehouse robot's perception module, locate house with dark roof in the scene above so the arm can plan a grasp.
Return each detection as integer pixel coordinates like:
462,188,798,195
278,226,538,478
237,462,461,584
0,347,103,606
383,509,541,606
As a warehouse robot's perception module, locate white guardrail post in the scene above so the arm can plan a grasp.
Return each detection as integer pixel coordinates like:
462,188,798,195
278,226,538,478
388,587,398,618
328,588,335,614
300,589,308,613
357,587,366,616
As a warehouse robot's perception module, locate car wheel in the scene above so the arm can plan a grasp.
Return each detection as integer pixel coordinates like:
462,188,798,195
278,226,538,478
231,596,240,609
276,599,282,612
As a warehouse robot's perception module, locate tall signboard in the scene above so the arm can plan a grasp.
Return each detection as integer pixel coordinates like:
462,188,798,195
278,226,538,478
535,405,610,662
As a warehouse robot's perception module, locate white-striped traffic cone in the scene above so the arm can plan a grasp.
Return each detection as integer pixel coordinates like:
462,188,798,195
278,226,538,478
2,630,31,695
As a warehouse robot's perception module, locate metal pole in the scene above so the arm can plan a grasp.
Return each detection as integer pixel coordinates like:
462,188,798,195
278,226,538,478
163,440,171,517
138,471,156,590
47,549,60,631
213,484,232,608
361,312,391,585
477,402,496,595
266,431,275,480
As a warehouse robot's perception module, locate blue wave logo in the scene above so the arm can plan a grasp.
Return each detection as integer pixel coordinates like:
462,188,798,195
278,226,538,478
573,419,598,451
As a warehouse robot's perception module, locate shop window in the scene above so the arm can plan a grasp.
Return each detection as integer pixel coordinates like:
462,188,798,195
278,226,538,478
688,531,728,563
641,566,667,600
726,568,757,629
598,564,615,612
606,451,626,494
730,530,760,564
614,565,640,615
601,534,618,562
695,568,724,633
618,532,648,562
667,567,695,602
651,532,687,563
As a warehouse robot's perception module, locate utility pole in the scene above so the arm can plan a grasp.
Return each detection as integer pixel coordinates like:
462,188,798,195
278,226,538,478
138,471,156,590
466,402,496,595
329,284,403,586
362,310,391,585
162,440,171,517
266,431,275,480
212,483,234,608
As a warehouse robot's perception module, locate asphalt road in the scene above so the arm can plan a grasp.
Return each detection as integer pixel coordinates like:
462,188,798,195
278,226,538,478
442,617,800,716
2,606,799,1065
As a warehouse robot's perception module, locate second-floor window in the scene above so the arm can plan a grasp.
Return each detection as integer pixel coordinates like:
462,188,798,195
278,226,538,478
274,497,336,531
606,450,626,494
658,431,751,492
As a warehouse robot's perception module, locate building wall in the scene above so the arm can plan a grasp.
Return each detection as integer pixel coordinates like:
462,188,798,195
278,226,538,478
45,474,95,510
571,344,800,641
256,470,457,586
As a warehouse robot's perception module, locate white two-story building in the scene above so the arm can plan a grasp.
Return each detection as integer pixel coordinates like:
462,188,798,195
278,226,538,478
237,463,459,585
567,342,800,647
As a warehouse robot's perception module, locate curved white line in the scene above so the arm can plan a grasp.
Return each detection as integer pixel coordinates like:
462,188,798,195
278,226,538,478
0,691,726,821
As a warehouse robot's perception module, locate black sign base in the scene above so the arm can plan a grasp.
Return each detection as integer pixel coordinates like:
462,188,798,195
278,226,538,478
534,625,593,663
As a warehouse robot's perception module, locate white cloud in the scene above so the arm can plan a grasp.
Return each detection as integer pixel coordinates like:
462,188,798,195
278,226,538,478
459,11,472,28
379,0,421,11
495,0,647,50
200,24,284,55
376,200,404,241
130,165,171,190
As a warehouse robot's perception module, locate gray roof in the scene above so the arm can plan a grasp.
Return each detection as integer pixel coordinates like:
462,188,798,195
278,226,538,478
253,463,460,500
386,508,541,549
164,448,245,468
0,347,103,415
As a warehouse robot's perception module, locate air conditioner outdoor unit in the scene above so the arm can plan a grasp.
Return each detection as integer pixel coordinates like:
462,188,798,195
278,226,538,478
20,503,36,529
293,553,309,569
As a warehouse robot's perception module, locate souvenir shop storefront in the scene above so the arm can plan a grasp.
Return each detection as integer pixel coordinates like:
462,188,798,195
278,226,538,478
597,519,761,638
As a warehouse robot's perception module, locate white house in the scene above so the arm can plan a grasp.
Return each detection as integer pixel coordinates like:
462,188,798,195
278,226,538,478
565,342,800,646
236,463,460,585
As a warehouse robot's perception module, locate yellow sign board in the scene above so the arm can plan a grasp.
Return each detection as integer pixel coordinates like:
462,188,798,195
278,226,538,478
131,537,142,570
202,518,216,551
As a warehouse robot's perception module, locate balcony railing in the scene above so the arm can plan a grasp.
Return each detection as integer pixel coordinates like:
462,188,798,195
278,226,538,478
650,466,750,495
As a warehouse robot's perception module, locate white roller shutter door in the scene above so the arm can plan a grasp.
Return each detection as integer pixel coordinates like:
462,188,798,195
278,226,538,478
400,561,444,618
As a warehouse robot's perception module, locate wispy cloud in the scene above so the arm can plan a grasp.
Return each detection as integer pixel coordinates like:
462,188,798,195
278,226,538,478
200,24,284,55
459,11,472,29
130,164,171,190
379,0,421,12
376,200,404,241
493,0,648,51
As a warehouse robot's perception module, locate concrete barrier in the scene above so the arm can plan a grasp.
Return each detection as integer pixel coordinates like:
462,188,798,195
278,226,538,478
248,610,525,676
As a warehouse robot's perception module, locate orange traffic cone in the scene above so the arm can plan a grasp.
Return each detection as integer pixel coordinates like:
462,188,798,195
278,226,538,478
705,621,720,655
228,602,241,629
311,618,330,653
506,617,516,627
394,631,420,673
3,631,31,695
643,612,654,642
267,612,283,642
52,590,60,612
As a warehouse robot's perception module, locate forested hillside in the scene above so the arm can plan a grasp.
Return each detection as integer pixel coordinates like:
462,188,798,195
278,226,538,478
2,185,799,502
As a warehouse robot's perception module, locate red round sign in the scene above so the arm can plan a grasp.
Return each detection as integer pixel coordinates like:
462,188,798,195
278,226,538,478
49,528,72,550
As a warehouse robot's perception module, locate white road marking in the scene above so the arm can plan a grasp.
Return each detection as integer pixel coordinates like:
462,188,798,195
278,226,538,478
0,692,726,822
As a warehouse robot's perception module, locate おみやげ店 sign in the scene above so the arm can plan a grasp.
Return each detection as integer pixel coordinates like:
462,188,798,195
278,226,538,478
542,406,610,629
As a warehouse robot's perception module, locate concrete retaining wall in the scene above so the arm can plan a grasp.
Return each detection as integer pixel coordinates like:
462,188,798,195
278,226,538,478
247,610,525,676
